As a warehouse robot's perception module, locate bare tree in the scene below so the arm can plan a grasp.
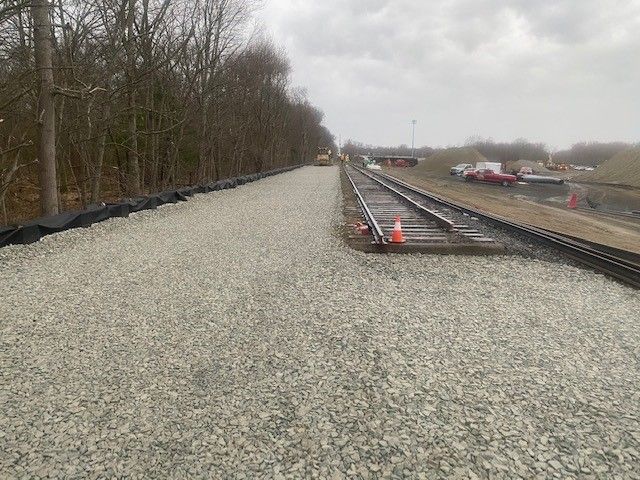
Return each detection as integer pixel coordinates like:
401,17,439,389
31,0,58,215
0,0,335,225
0,127,35,223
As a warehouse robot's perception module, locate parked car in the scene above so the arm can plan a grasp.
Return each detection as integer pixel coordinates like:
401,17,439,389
450,163,474,175
463,169,517,186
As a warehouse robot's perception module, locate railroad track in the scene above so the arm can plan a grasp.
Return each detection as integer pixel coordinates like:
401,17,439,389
575,206,640,222
355,167,640,288
344,165,501,253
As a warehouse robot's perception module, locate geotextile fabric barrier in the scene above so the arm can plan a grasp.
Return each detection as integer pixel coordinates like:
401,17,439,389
0,164,304,248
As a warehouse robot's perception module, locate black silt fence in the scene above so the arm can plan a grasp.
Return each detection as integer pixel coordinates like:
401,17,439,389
1,164,304,248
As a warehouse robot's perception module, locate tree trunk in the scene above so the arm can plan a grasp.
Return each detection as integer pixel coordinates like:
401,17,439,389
125,0,140,196
31,0,59,216
89,96,110,203
90,124,108,203
1,197,7,225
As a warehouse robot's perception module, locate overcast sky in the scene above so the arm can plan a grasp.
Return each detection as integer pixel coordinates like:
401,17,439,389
258,0,640,149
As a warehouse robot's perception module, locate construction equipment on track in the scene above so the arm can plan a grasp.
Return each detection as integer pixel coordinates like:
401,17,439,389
316,147,332,166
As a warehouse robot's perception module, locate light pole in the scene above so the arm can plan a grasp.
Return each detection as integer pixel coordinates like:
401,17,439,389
411,120,417,158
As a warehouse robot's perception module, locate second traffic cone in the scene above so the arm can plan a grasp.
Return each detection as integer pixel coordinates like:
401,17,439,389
390,216,406,243
567,193,578,209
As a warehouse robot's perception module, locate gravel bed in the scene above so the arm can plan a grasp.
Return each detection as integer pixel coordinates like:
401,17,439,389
1,166,639,479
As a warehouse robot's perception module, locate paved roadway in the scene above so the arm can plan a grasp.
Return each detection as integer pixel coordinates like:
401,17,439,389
1,166,639,478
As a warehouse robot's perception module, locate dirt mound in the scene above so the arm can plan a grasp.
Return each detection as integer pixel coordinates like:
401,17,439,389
506,159,550,174
575,149,640,188
416,148,487,175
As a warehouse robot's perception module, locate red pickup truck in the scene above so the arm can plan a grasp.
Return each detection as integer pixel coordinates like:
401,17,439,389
463,169,517,187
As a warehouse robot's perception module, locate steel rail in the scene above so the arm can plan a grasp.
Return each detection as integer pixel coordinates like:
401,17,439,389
534,229,640,265
373,170,640,288
575,207,640,222
351,166,455,231
344,166,386,245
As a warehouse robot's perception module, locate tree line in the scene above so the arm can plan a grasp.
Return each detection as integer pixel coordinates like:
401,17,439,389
463,137,548,164
344,135,638,167
465,138,638,166
0,0,334,224
552,142,638,167
341,140,435,159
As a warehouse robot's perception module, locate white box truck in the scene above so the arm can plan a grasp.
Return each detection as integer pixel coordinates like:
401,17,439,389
476,161,502,173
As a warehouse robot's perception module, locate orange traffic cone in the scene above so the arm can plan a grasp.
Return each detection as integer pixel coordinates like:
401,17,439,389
390,216,406,243
567,193,577,209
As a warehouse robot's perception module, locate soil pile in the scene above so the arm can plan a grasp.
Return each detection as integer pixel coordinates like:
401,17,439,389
575,149,640,188
415,148,487,175
506,160,550,174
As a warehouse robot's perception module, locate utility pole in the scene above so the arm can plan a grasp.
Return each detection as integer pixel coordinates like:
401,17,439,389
411,120,417,158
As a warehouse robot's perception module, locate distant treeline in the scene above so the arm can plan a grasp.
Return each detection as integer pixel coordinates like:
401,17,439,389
1,0,334,224
468,139,638,166
553,142,638,167
344,136,638,167
465,138,548,164
342,140,435,159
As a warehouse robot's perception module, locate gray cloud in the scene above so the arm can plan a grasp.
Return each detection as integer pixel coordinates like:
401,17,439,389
259,0,640,148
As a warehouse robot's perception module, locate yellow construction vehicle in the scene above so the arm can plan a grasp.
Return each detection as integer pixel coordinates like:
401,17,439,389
316,147,332,166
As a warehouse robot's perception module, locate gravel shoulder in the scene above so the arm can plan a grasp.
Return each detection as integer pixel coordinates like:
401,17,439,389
1,166,639,479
